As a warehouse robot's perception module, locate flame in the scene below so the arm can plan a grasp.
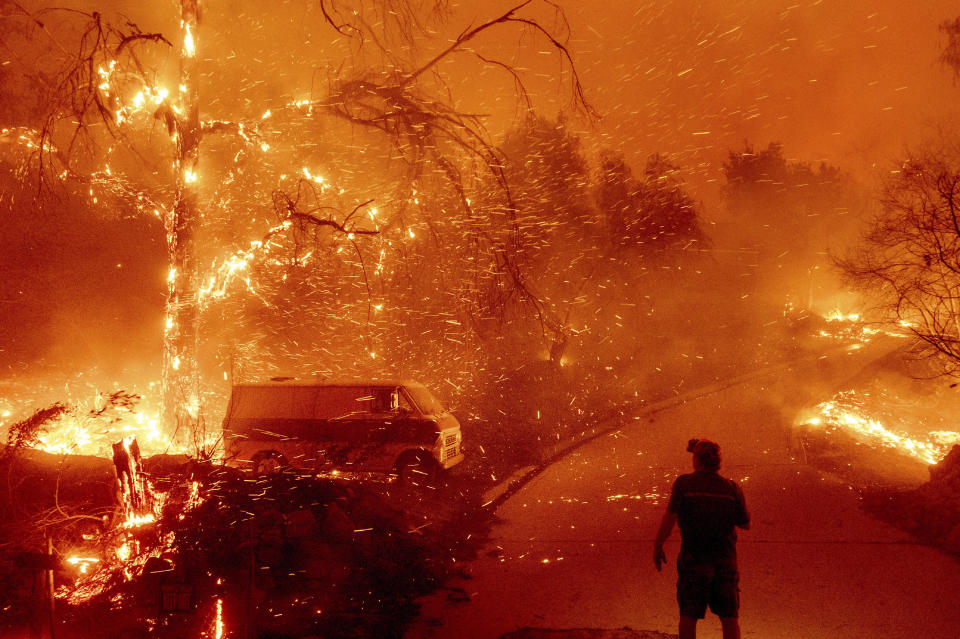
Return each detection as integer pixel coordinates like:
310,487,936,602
123,513,157,529
183,24,196,57
2,383,218,459
66,557,100,575
804,391,958,465
825,310,860,322
214,598,225,639
30,395,167,457
59,459,209,607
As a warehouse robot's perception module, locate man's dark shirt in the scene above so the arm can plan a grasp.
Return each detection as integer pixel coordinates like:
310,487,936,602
667,470,750,563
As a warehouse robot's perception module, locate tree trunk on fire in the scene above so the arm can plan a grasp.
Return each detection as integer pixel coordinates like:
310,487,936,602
162,0,202,444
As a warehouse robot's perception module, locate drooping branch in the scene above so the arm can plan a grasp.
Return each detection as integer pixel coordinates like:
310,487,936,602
399,0,596,117
272,185,379,236
4,6,172,196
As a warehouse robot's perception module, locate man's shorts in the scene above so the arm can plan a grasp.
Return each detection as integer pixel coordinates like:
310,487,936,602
676,554,740,619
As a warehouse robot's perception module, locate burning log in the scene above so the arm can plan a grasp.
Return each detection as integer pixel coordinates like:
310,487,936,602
111,437,154,527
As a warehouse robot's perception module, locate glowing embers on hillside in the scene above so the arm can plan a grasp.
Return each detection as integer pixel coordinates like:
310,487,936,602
815,309,881,344
799,390,960,465
812,308,916,346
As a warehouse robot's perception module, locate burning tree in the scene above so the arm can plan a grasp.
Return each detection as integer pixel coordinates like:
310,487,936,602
1,0,593,450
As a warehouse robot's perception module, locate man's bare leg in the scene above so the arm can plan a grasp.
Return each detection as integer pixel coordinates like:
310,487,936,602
720,616,741,639
679,616,697,639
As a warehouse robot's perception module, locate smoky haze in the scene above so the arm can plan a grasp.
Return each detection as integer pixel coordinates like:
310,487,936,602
0,0,956,428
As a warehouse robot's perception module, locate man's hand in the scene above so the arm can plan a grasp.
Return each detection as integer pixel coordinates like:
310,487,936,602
653,510,676,572
653,545,667,572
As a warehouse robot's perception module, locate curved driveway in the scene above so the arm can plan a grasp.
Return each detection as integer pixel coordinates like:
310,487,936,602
407,354,960,639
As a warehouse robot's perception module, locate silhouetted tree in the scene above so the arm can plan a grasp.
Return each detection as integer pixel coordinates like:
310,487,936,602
634,153,704,248
597,151,704,253
488,114,597,365
939,16,960,78
596,150,637,242
839,149,960,375
724,141,865,310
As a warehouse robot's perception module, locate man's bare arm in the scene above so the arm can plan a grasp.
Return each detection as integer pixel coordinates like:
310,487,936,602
653,510,677,571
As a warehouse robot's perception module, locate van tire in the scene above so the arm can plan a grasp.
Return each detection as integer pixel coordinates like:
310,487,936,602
252,450,287,476
395,451,438,487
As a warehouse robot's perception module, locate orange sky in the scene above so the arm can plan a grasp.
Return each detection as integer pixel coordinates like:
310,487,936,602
23,0,960,207
554,0,958,200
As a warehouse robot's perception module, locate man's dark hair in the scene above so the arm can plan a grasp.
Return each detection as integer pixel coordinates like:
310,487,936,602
687,438,721,471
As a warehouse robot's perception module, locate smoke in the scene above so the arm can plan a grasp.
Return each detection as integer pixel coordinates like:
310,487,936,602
3,0,959,444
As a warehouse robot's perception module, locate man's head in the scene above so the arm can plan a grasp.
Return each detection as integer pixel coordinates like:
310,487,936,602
687,438,721,472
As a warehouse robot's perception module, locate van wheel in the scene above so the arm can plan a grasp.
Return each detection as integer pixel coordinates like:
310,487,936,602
252,450,287,476
395,452,438,487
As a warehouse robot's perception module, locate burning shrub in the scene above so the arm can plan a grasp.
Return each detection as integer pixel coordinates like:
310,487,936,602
1,402,69,461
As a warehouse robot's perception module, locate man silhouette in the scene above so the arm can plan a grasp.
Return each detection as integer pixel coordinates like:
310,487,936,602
654,438,750,639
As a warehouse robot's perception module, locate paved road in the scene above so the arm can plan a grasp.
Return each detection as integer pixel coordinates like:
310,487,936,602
407,353,960,639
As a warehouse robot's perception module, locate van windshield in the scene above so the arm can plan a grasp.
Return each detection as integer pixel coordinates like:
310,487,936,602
404,385,445,416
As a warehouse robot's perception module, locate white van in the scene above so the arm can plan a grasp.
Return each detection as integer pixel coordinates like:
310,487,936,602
221,380,464,481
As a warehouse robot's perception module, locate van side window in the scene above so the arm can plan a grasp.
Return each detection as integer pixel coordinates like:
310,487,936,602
397,392,413,413
370,388,397,413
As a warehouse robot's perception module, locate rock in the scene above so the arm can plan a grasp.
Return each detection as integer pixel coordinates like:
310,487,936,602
929,445,960,484
945,523,960,554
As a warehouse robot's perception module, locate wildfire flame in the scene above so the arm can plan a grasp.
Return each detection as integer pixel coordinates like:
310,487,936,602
0,383,219,459
66,557,100,575
60,454,208,607
803,391,960,465
825,310,861,322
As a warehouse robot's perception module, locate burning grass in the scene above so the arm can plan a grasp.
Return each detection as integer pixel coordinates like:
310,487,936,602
796,390,960,467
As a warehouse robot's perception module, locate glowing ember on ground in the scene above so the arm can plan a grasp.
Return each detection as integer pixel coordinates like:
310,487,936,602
825,310,861,323
802,391,959,465
814,309,883,343
66,557,100,574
